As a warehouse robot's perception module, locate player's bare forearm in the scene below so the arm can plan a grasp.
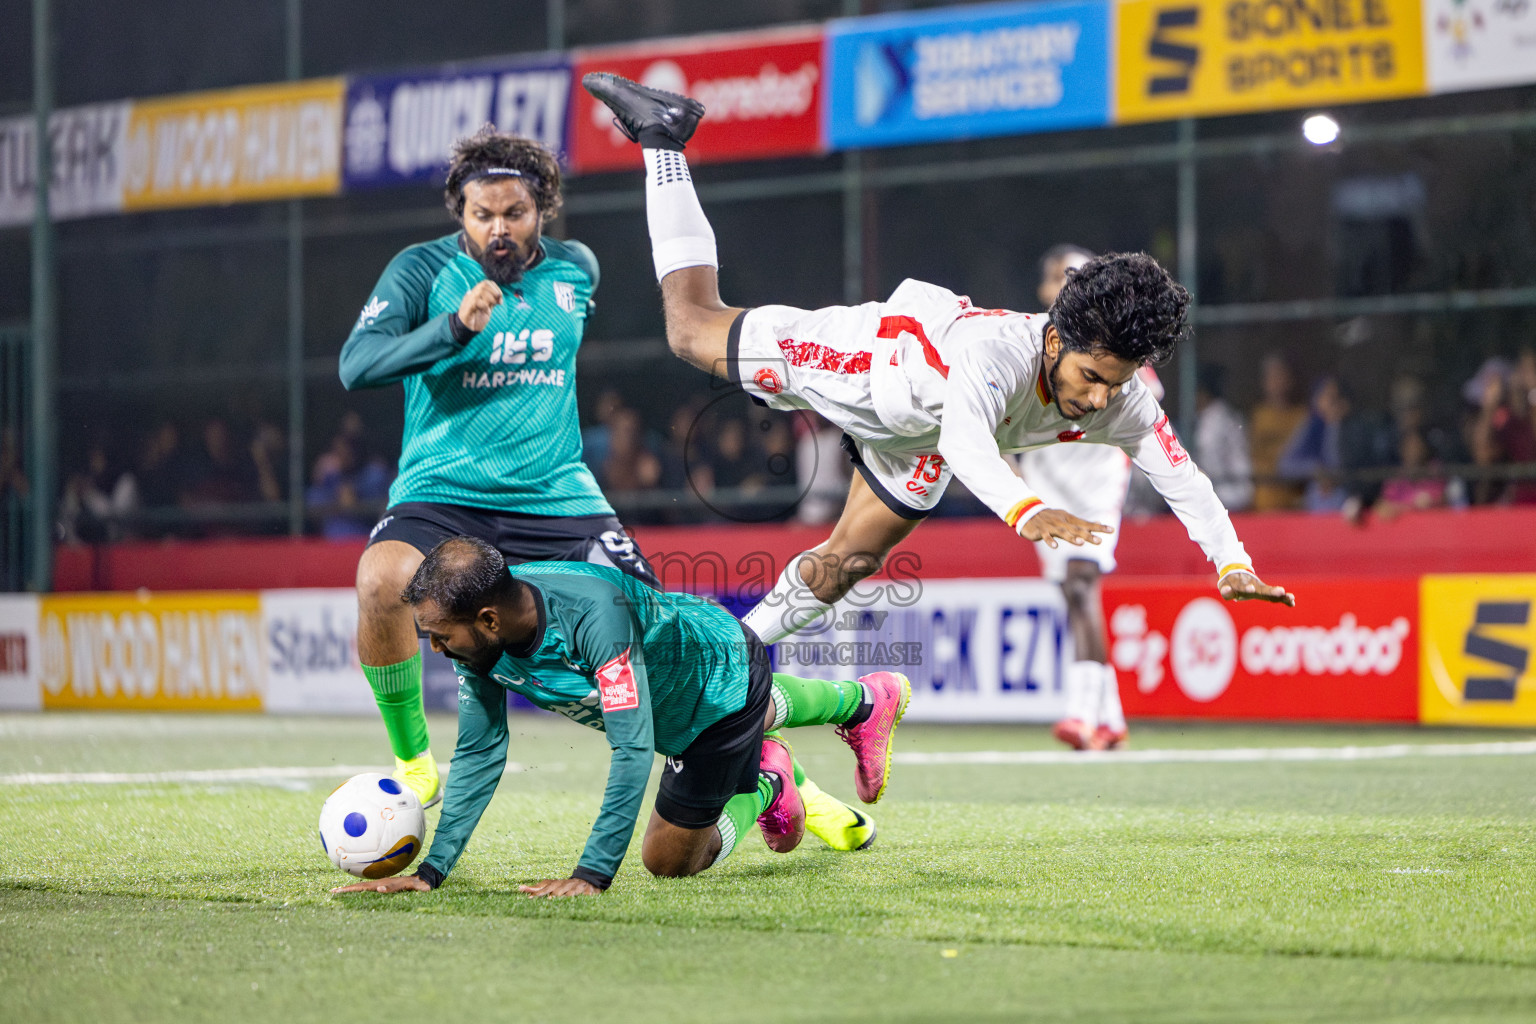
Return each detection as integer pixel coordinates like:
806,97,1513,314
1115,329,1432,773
1018,507,1114,550
1218,570,1296,607
519,877,602,898
331,874,431,895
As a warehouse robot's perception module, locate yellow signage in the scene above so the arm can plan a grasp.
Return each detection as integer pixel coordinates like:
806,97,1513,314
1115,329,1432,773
38,593,265,711
1115,0,1426,122
1420,575,1536,727
122,78,343,210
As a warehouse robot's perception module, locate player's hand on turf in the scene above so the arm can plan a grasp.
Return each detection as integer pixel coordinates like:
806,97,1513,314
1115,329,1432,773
456,279,504,334
330,874,431,895
1018,508,1113,549
1218,571,1296,607
518,877,602,899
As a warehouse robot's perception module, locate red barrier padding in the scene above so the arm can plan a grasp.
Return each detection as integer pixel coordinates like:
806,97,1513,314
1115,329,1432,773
1103,576,1421,722
52,506,1536,592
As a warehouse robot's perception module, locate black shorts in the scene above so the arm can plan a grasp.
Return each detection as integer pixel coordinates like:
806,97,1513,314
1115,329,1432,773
366,501,659,587
652,623,774,829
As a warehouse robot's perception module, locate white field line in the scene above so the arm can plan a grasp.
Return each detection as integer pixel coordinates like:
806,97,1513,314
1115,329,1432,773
896,740,1536,767
9,742,1535,785
0,762,537,786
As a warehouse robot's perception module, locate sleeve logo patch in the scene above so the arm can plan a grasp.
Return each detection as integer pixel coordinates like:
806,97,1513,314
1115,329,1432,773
596,649,640,712
1153,415,1190,467
355,295,388,329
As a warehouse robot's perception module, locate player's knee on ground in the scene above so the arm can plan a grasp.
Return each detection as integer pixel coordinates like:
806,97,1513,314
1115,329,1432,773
640,828,714,878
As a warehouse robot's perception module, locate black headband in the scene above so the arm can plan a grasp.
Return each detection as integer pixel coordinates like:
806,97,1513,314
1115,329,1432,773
455,167,542,194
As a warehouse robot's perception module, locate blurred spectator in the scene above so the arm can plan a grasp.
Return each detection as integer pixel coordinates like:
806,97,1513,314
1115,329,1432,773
581,390,626,473
59,437,138,544
599,407,663,497
1376,428,1454,520
135,420,182,510
794,413,848,525
177,417,257,507
306,432,392,539
1248,353,1308,511
1194,364,1253,511
710,417,758,492
250,419,287,504
1469,349,1536,505
1,426,27,504
1277,377,1394,516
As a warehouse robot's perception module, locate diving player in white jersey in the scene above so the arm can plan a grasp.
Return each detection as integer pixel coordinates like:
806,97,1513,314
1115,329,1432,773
1019,245,1152,751
583,73,1294,659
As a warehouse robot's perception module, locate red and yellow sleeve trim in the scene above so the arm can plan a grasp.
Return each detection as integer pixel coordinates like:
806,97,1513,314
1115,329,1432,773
1005,498,1044,528
1217,563,1253,581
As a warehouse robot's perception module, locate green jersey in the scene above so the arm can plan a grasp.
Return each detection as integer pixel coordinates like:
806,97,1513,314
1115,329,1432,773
422,562,753,886
338,232,612,517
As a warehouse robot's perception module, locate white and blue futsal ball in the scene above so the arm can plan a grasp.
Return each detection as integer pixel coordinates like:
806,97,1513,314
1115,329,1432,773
318,772,425,879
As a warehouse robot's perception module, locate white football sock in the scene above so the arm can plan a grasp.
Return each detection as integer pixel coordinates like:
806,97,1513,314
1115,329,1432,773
643,148,717,281
1064,660,1101,726
1098,661,1126,732
742,550,834,645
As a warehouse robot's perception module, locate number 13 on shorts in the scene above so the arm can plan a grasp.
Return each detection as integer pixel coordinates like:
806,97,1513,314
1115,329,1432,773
907,454,945,496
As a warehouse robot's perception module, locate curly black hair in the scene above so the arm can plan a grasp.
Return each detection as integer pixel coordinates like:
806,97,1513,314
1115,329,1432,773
400,535,519,620
443,124,563,223
1049,252,1189,366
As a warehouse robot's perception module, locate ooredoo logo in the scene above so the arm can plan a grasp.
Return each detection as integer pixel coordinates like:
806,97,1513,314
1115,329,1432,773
754,367,785,394
1169,597,1237,701
592,58,820,142
1240,614,1410,677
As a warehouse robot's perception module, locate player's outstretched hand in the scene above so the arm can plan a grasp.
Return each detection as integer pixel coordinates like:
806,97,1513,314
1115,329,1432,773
331,874,431,895
1018,508,1114,549
1218,571,1296,607
456,279,504,334
519,877,602,899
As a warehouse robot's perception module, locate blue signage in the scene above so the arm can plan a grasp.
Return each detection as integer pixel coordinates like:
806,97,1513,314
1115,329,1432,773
344,56,572,190
825,0,1111,151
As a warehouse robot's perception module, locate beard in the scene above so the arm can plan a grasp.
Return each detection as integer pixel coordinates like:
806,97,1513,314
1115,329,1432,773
472,235,537,286
1045,356,1077,420
444,626,503,676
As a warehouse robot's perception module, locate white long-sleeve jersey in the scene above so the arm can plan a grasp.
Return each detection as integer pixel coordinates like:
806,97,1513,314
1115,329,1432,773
864,279,1252,575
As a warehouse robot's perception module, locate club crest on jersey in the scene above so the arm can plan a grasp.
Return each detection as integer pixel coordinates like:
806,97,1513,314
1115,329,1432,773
753,367,784,394
355,295,389,329
1057,429,1085,442
552,281,577,313
597,649,640,712
1153,415,1189,467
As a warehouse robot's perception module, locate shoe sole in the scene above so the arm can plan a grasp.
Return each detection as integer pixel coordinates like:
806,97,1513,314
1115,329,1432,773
863,673,911,805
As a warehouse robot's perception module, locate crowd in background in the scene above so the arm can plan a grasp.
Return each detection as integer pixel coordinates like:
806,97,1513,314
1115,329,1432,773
35,344,1536,546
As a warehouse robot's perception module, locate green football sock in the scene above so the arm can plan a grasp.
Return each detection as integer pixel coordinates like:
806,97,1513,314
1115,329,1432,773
712,771,776,866
769,673,865,728
362,652,430,760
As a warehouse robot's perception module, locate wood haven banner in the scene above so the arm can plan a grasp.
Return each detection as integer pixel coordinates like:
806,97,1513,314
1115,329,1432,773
572,27,825,172
39,593,264,711
122,79,343,210
1115,0,1426,122
1107,578,1420,720
1420,574,1536,726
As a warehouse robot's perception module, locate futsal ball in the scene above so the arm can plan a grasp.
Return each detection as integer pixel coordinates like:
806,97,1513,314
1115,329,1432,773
318,772,425,878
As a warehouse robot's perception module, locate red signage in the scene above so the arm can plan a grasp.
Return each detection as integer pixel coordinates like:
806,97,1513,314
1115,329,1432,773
1104,578,1420,722
571,27,825,173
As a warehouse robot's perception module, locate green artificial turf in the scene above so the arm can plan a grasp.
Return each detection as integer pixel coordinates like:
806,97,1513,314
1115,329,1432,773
2,713,1534,1023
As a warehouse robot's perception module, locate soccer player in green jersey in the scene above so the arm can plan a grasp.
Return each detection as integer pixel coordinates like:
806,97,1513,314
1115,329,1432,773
333,537,911,897
340,126,641,813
